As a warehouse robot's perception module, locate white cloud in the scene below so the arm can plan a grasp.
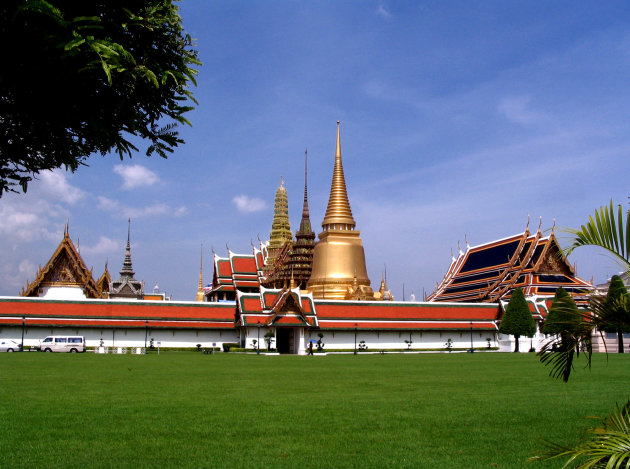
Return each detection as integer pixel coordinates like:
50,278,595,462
376,4,392,20
98,196,186,219
97,196,120,212
82,236,120,256
0,200,60,242
113,164,160,190
39,170,86,205
497,95,545,125
233,195,267,213
174,206,188,217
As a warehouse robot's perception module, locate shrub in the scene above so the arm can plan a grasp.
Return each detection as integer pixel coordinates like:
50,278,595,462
222,343,239,353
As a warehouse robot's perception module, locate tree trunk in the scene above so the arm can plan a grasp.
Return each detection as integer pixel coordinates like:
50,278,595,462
618,330,624,354
514,334,520,353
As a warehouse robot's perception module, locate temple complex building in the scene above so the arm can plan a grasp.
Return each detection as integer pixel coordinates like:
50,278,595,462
428,220,593,303
0,121,597,354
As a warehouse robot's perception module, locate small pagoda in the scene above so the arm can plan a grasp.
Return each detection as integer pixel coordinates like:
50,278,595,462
109,219,144,299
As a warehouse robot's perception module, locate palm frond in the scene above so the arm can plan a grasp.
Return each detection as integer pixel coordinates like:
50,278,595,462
564,201,630,268
531,399,630,468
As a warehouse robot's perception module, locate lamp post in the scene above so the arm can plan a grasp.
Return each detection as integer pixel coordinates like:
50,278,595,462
354,323,358,355
145,320,148,350
257,321,261,355
469,321,474,353
21,316,25,352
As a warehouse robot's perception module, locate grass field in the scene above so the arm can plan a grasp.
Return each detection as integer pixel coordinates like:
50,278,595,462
1,352,629,469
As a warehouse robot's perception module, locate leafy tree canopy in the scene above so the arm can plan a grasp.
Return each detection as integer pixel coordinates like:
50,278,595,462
542,287,579,335
601,275,630,333
0,0,200,195
499,288,536,338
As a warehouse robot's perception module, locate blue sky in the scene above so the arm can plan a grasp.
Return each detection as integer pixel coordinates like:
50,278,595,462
2,1,630,300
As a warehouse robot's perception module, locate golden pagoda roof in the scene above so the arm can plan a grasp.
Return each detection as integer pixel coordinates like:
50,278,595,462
321,121,356,229
268,177,292,250
21,224,100,298
95,262,111,298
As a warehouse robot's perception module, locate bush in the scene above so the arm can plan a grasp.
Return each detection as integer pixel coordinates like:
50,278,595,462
222,343,239,352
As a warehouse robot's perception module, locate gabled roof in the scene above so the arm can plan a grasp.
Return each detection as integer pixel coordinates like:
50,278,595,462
428,225,593,303
210,254,235,293
95,264,111,298
21,226,100,298
236,286,318,327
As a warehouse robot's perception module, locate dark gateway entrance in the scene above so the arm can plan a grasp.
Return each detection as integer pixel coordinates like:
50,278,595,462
276,328,295,354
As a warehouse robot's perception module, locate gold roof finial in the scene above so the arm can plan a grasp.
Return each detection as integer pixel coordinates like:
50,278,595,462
196,243,204,302
321,121,356,229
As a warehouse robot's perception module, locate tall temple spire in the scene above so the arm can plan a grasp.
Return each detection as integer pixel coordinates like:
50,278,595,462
263,149,316,289
298,149,312,235
321,121,356,229
196,243,205,302
120,218,135,277
264,177,293,278
110,218,144,299
307,121,374,300
268,177,292,250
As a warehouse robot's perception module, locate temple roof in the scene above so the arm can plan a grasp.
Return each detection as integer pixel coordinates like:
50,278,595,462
21,224,100,298
314,300,499,331
428,224,593,303
236,286,318,327
95,263,111,298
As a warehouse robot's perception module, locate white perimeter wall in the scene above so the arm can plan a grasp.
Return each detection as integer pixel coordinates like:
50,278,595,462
1,325,550,353
308,330,499,352
0,326,239,349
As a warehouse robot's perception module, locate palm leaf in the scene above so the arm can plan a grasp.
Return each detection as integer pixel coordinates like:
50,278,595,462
531,399,630,468
564,201,630,267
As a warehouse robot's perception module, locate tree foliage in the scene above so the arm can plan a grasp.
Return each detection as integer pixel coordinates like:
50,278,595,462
601,275,630,353
539,201,630,382
535,201,630,469
543,287,579,336
498,288,536,352
0,0,200,195
538,293,592,382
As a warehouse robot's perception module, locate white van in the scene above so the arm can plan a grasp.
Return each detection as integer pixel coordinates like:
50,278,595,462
38,336,86,353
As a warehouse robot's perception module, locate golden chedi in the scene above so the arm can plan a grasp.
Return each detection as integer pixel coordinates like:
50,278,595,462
307,121,374,300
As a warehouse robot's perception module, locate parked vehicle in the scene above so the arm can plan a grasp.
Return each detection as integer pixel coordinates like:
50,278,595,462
38,336,86,353
0,340,20,352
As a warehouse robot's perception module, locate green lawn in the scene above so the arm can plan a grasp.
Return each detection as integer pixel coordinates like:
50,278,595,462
0,352,628,468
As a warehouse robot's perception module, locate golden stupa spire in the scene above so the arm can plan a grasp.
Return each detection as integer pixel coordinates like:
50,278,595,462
196,244,205,302
307,121,374,300
321,121,356,229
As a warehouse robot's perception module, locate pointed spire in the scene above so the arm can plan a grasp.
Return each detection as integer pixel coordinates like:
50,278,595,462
110,218,143,298
120,218,135,277
321,121,356,229
298,148,313,236
196,243,205,302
